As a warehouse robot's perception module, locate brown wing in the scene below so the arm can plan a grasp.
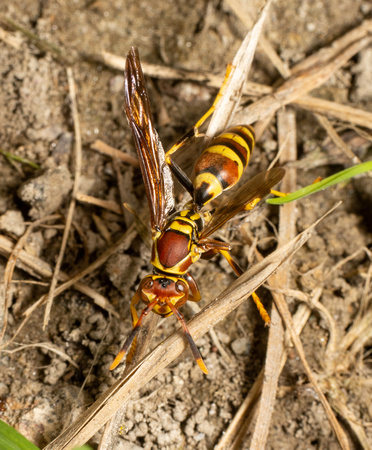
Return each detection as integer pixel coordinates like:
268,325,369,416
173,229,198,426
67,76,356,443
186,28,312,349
199,168,285,239
125,47,174,231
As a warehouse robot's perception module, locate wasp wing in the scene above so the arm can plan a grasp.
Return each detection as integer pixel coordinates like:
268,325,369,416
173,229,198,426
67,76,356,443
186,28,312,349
199,168,285,239
125,47,174,231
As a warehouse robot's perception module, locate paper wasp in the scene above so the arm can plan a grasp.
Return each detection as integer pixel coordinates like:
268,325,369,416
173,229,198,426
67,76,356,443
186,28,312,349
110,47,285,374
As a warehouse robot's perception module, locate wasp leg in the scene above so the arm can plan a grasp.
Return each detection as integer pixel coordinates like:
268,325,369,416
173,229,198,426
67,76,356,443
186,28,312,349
244,196,262,211
165,63,235,190
125,290,143,363
270,175,321,199
270,189,287,198
165,298,208,374
193,62,234,130
184,272,201,302
110,296,158,371
219,249,271,325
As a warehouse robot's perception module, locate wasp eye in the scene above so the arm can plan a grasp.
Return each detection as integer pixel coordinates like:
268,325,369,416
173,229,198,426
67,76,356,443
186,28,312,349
176,281,186,293
143,278,154,289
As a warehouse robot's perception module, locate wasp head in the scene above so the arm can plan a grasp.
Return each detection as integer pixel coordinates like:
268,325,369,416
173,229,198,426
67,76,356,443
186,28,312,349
137,275,190,315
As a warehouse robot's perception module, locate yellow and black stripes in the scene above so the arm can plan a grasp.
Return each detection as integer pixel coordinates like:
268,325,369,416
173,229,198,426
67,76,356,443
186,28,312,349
193,125,255,209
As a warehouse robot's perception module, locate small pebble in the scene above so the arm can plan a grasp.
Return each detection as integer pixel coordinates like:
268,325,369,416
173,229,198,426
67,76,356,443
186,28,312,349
0,210,26,236
231,337,251,355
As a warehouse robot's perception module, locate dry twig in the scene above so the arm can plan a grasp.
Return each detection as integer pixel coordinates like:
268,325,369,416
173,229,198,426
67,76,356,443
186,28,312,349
90,140,139,167
1,214,60,343
43,67,82,329
249,108,299,449
206,0,273,137
2,342,79,369
224,0,291,79
76,193,122,215
0,226,137,349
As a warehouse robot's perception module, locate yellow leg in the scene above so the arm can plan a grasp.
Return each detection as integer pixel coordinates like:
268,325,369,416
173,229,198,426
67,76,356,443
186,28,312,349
219,249,271,325
252,292,271,325
312,176,322,184
130,291,141,327
219,249,244,277
165,63,235,164
270,189,287,198
270,176,322,199
193,63,235,130
126,291,141,363
110,296,158,371
244,197,262,211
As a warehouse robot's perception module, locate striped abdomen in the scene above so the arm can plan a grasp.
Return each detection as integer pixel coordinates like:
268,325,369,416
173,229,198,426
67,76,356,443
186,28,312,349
193,125,255,209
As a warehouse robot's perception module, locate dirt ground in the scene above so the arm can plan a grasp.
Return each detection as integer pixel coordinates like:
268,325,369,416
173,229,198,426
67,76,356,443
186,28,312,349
0,0,371,449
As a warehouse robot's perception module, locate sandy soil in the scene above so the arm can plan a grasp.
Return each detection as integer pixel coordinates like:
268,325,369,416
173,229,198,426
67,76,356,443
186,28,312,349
0,0,371,449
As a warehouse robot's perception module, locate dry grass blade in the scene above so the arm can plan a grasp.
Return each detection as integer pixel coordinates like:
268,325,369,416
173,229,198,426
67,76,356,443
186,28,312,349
43,67,82,329
99,49,372,130
100,50,273,97
76,193,122,215
338,309,372,354
0,235,118,318
294,95,372,129
224,0,291,79
90,140,139,167
45,213,331,449
290,19,372,74
1,214,60,343
101,50,372,130
215,297,317,450
97,33,372,133
314,113,361,164
206,0,272,137
1,342,79,369
0,227,137,349
331,398,371,450
249,108,298,449
234,24,372,124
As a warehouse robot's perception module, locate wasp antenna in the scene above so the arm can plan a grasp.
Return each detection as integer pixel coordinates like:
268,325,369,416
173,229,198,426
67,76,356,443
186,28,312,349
252,292,271,326
183,328,209,374
110,298,159,371
110,326,140,370
165,298,209,375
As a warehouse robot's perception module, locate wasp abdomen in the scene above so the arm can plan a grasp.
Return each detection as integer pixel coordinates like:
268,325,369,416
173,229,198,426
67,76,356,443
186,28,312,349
193,125,255,209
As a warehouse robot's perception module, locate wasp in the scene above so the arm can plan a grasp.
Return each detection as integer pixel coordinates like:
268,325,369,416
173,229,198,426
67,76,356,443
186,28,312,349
110,47,285,374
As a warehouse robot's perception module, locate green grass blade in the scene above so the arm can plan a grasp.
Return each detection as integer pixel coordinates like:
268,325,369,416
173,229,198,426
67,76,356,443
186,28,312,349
0,420,93,450
266,161,372,205
0,420,40,450
0,149,41,170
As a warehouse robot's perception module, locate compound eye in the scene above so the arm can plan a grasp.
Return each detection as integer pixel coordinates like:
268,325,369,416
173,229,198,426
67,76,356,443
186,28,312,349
175,281,187,293
142,278,154,290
